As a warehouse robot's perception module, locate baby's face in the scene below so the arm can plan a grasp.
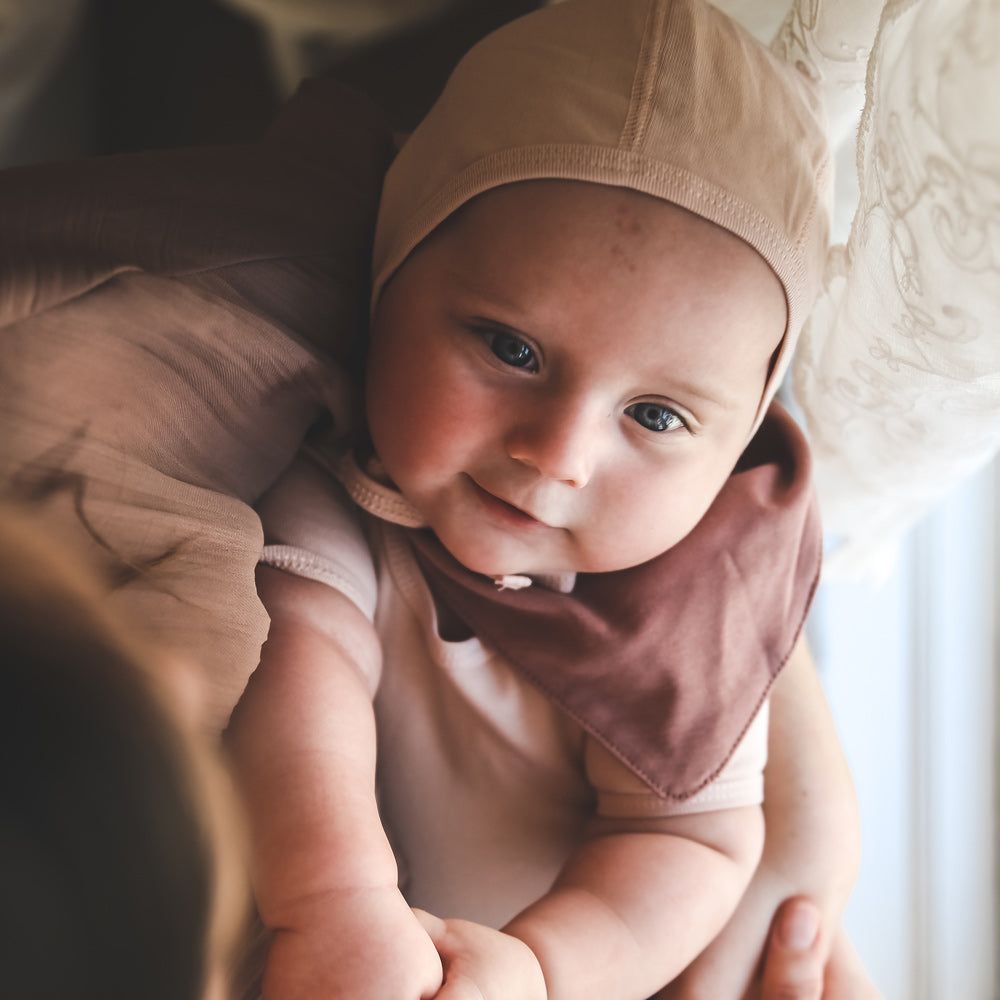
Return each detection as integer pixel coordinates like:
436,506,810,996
367,180,785,578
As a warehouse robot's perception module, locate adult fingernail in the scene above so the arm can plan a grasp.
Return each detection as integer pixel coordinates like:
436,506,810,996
778,901,821,951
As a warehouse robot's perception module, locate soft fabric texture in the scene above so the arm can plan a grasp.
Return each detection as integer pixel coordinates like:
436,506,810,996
0,81,394,730
372,0,833,434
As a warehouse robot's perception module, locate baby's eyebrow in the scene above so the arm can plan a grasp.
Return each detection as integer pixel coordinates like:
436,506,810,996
467,317,531,340
673,379,734,410
443,267,532,318
648,372,738,414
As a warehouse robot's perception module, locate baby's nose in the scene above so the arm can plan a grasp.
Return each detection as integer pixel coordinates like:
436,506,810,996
504,398,603,487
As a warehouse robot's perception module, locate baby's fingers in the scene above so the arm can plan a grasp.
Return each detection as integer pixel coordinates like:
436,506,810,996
411,910,546,1000
413,908,448,945
429,973,489,1000
412,911,489,1000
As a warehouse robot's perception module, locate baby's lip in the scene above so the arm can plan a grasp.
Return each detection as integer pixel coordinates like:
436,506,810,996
497,494,548,524
470,478,556,529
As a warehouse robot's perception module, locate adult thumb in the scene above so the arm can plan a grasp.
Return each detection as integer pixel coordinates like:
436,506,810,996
759,897,825,1000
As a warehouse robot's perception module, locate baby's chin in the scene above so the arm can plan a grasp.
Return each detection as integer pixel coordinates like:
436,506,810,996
452,542,690,582
434,519,683,579
456,554,567,582
438,535,569,581
441,537,641,582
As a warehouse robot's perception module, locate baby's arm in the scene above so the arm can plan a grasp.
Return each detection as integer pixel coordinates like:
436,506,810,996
657,635,864,999
503,802,764,1000
425,778,764,1000
226,565,442,1000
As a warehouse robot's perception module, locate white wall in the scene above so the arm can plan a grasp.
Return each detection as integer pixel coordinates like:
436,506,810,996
811,463,998,999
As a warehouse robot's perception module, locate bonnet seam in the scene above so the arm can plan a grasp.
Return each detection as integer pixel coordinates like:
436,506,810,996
620,0,670,150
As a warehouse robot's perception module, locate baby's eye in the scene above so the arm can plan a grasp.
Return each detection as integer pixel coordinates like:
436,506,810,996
486,330,537,370
625,401,686,433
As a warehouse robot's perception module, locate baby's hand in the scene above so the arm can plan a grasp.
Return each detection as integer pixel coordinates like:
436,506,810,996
415,910,547,1000
262,885,443,1000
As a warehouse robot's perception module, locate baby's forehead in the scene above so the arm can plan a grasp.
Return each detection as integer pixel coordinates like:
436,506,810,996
434,179,757,262
424,180,781,306
396,180,786,375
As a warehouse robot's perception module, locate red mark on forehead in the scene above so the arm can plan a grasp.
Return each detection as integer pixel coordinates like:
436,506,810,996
608,203,645,274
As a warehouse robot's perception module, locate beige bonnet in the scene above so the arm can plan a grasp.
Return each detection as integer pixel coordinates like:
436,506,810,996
371,0,833,427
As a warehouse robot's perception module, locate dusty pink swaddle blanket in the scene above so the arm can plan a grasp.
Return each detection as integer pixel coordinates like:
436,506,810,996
0,82,393,729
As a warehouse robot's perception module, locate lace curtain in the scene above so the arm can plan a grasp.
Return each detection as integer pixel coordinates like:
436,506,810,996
765,0,1000,575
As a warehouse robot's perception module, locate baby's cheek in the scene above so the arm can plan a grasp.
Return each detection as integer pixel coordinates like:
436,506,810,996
598,482,707,567
373,383,468,489
367,371,432,470
413,377,487,454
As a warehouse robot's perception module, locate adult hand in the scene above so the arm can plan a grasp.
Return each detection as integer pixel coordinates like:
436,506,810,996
758,898,883,1000
654,897,882,1000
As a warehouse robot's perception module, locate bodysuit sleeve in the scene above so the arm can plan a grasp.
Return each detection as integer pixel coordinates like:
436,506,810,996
584,702,768,818
256,454,379,622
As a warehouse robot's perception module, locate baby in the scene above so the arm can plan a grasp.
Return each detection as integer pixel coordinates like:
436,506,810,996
228,1,835,997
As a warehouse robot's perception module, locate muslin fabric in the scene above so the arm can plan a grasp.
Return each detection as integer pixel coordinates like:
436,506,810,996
0,82,393,729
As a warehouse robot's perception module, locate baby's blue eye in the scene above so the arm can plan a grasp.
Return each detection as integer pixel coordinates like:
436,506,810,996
488,331,536,370
626,402,685,432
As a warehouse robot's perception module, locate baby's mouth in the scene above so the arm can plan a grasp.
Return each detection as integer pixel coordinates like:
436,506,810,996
468,477,552,530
